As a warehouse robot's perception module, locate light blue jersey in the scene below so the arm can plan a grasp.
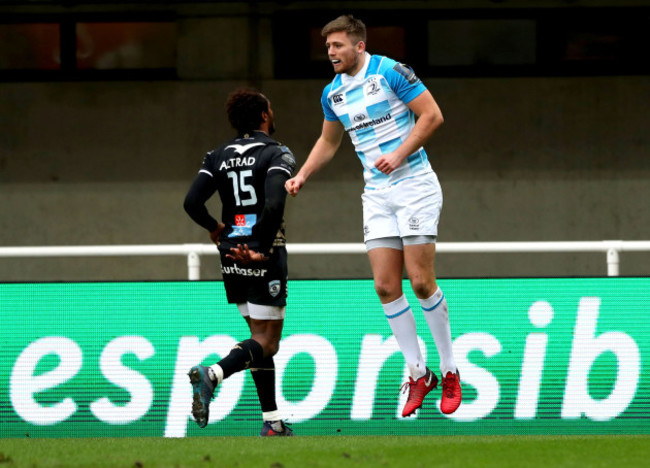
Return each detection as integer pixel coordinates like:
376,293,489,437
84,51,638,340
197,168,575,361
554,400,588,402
321,53,433,188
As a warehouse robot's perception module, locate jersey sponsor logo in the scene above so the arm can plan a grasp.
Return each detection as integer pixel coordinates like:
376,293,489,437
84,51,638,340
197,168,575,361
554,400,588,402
268,280,281,298
234,214,246,226
221,264,268,277
332,93,344,105
353,113,366,122
408,217,420,230
228,214,257,237
347,113,392,132
219,156,256,171
393,63,420,85
225,142,265,155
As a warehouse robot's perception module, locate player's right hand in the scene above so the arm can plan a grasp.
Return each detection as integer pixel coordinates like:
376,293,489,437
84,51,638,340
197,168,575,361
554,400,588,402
285,176,304,197
209,223,226,246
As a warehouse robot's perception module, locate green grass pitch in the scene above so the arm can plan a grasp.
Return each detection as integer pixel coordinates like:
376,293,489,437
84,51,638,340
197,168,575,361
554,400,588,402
1,435,648,467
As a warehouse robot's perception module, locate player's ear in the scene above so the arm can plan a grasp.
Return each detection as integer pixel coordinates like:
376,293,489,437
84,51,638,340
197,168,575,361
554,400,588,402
356,40,366,53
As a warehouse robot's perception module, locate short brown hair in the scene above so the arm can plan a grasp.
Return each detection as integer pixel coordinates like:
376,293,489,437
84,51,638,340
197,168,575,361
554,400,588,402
321,14,366,44
225,88,269,135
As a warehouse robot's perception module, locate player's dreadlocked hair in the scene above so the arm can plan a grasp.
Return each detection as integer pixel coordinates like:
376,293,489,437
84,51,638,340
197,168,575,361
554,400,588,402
225,88,269,136
321,14,366,44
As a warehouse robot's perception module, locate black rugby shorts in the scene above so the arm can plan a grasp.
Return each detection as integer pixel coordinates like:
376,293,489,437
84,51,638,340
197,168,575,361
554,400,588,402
219,247,287,307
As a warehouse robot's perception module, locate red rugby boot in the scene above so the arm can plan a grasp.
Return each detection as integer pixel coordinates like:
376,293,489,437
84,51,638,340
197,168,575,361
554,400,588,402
440,371,462,414
401,368,438,417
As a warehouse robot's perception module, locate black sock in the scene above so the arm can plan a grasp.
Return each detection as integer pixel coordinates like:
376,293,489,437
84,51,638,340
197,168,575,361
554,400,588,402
251,356,278,413
217,339,264,380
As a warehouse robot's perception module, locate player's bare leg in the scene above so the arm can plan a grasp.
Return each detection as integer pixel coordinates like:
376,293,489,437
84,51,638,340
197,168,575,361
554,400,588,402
367,246,404,303
247,317,283,357
403,243,438,299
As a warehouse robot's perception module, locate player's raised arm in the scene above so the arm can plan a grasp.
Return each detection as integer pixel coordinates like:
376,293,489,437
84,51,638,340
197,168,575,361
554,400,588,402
285,119,344,196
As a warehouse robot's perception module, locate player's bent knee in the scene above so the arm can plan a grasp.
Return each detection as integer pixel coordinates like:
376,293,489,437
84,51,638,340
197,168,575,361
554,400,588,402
374,281,401,301
266,341,280,357
251,334,281,357
413,284,436,299
410,278,437,299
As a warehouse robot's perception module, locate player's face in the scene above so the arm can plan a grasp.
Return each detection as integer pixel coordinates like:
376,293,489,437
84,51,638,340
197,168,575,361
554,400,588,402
325,31,365,75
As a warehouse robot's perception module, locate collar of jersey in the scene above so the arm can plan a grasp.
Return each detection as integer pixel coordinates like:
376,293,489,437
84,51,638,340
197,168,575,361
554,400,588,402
341,52,372,85
238,130,272,142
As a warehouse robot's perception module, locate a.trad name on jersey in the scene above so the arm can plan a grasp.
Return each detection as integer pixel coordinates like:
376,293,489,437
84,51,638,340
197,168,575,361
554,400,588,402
219,156,255,171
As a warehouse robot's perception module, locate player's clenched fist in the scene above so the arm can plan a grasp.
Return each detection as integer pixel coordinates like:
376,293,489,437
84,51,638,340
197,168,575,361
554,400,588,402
285,176,304,197
374,152,403,175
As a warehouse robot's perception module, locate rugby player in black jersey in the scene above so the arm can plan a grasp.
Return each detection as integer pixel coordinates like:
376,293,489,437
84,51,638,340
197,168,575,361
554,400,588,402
184,88,295,436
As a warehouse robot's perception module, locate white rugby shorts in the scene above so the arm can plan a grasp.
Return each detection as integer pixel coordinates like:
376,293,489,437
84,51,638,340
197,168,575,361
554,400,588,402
361,171,443,244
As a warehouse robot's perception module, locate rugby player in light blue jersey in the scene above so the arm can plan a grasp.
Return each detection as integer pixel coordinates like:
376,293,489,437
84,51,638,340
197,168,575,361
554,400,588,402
286,14,461,417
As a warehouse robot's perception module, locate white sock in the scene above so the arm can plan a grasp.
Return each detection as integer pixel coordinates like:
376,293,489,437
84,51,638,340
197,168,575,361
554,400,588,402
208,364,224,384
262,410,281,422
383,294,426,379
420,288,457,376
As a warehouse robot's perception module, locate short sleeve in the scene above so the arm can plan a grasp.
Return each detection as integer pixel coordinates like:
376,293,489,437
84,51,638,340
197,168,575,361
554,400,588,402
321,84,339,122
199,151,216,176
268,146,296,178
382,59,427,104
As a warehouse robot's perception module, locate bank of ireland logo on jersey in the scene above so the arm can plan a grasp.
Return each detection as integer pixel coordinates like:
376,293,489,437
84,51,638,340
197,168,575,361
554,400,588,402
268,280,281,297
409,217,420,230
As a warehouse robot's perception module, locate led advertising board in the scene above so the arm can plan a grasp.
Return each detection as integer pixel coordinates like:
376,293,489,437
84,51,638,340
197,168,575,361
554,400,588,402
1,278,648,437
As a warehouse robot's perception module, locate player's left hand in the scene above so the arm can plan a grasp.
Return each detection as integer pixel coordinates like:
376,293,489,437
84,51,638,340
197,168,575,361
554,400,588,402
374,152,403,175
285,175,305,197
226,244,269,264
